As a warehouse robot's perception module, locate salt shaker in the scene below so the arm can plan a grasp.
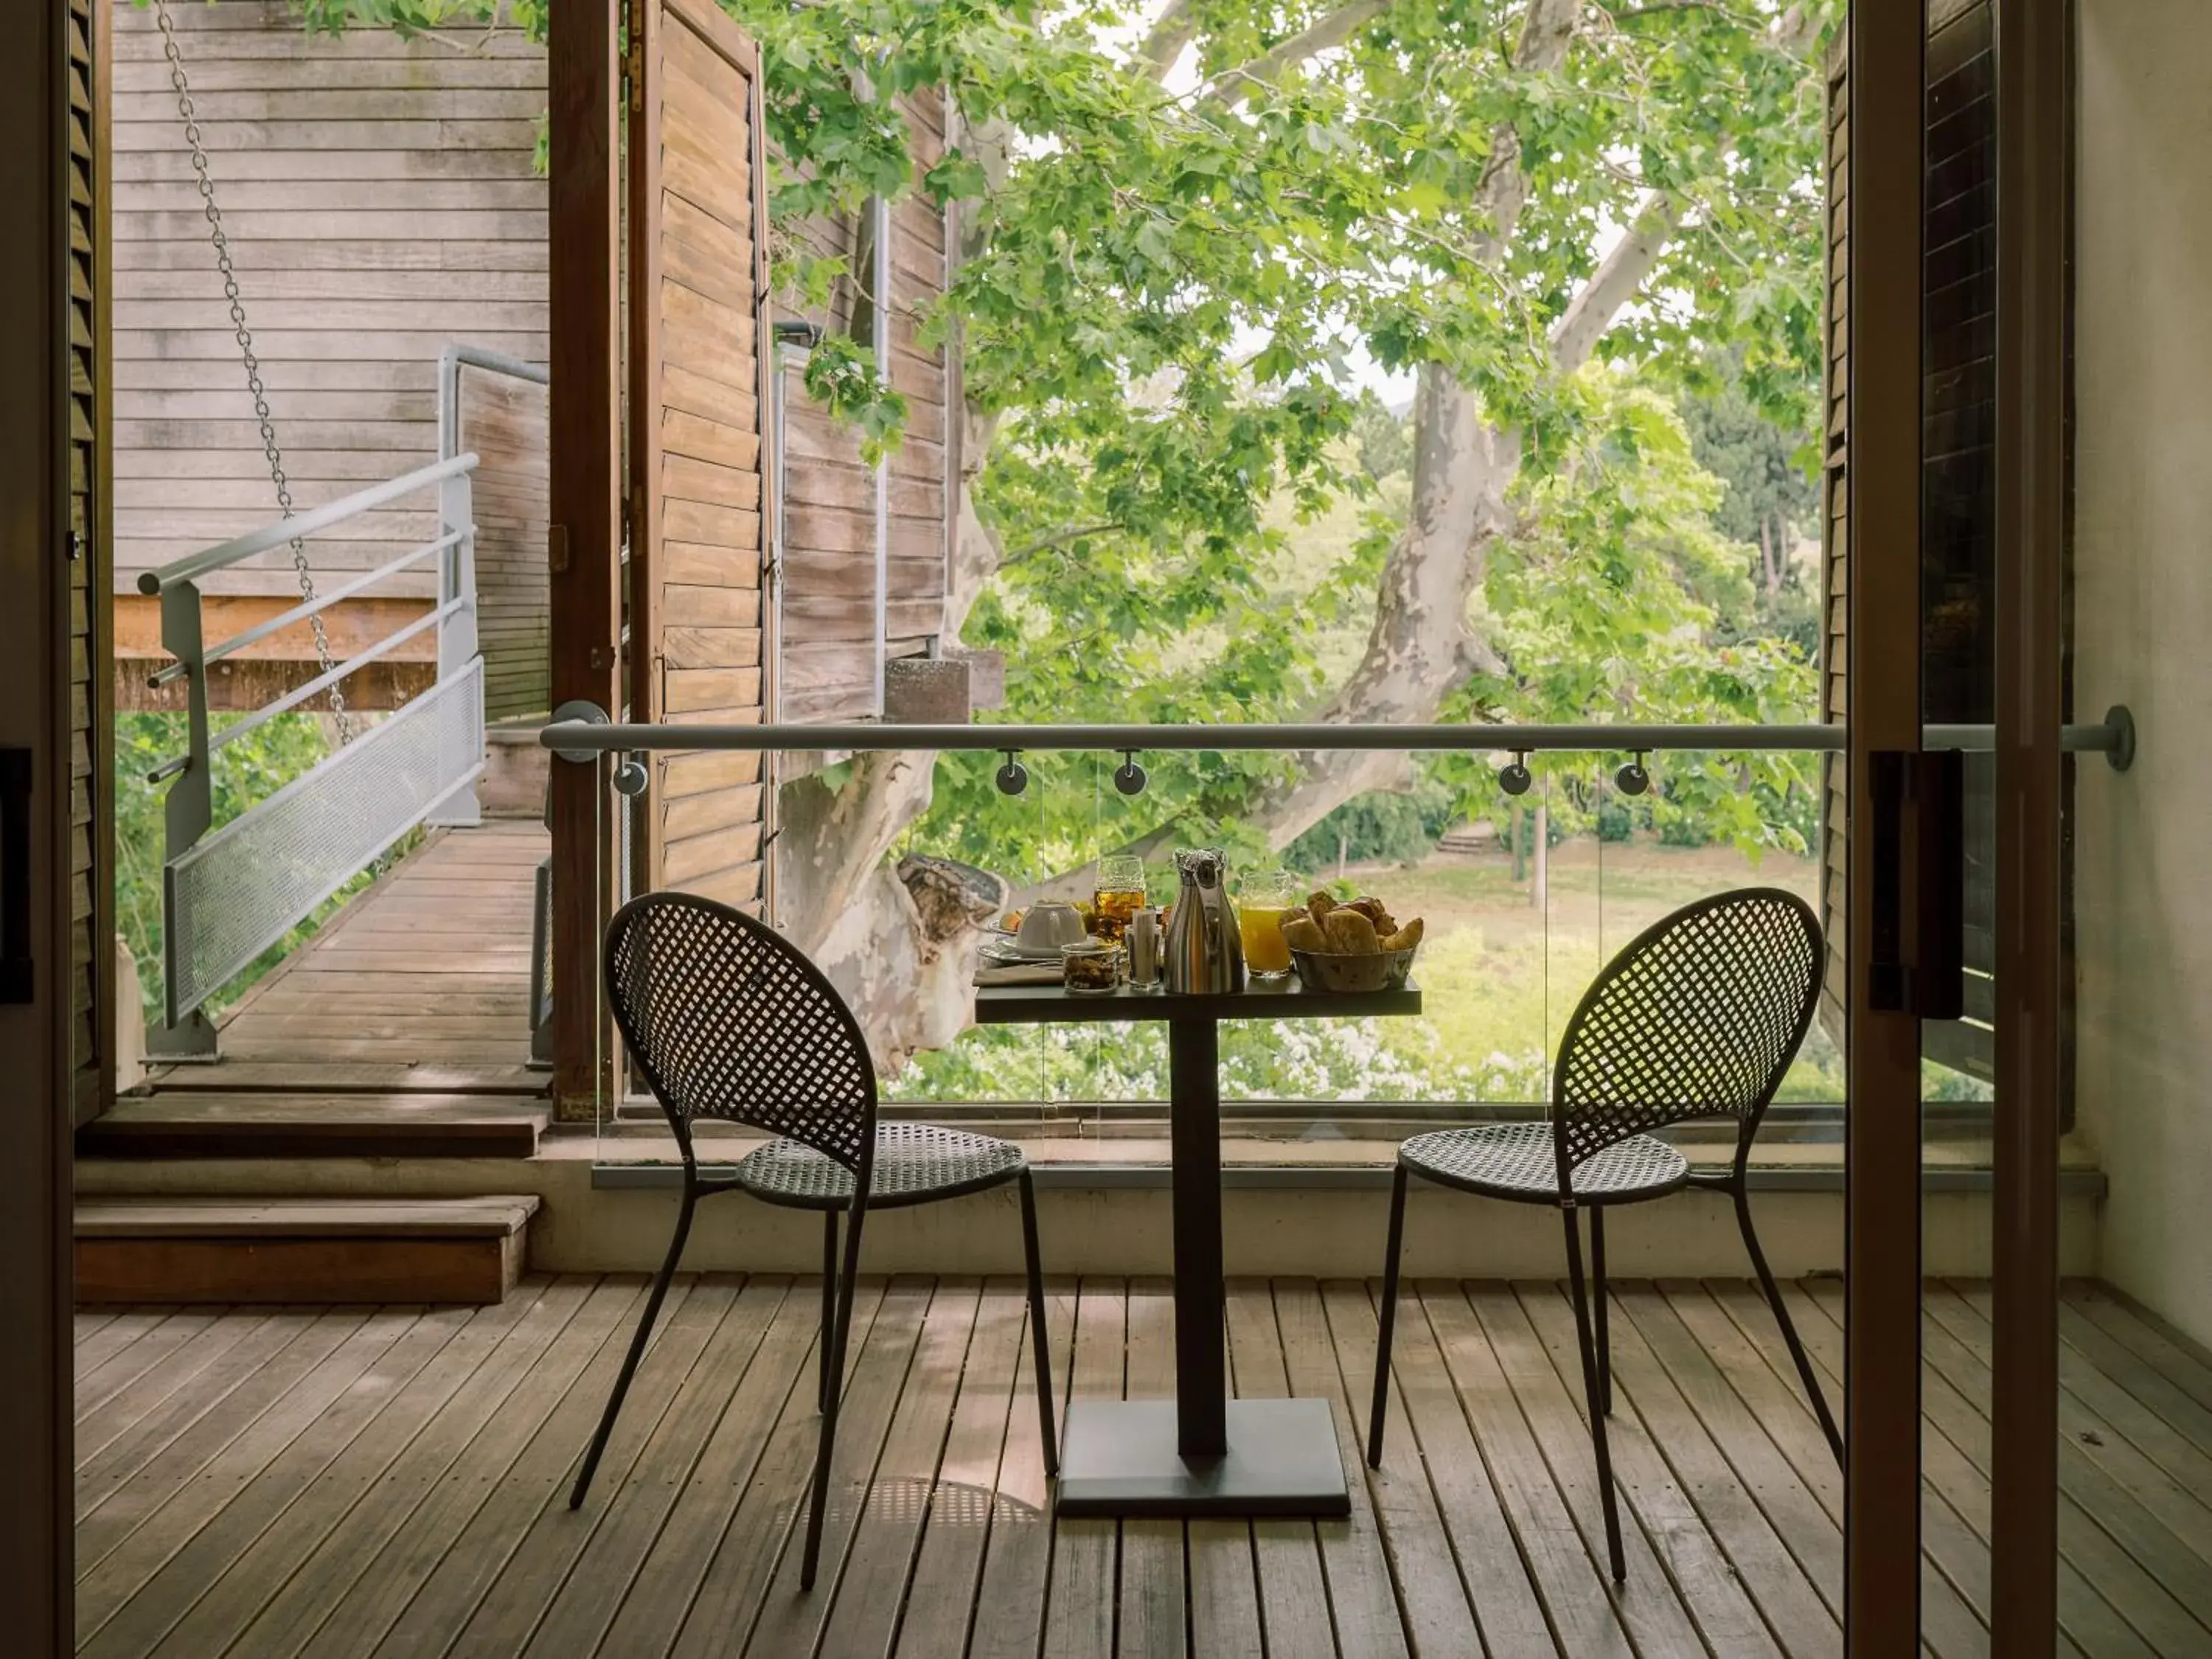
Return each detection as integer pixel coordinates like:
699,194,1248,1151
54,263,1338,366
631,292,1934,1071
1127,908,1161,989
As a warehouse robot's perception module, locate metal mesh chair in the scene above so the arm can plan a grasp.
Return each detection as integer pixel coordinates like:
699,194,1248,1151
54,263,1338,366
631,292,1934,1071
1366,887,1842,1581
569,891,1058,1590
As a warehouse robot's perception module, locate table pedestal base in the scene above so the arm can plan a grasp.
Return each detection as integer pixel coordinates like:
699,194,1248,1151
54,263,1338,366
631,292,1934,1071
1053,1398,1352,1518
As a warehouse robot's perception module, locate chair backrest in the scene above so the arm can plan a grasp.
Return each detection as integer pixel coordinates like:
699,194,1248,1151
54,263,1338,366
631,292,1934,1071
1551,887,1822,1175
603,891,877,1174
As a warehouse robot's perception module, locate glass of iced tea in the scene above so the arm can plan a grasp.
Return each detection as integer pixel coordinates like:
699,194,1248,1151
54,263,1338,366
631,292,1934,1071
1093,853,1147,944
1236,867,1302,979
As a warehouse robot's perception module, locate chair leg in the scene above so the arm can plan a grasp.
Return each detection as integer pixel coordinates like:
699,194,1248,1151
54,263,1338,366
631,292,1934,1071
1734,1183,1843,1463
819,1208,839,1413
802,1197,868,1591
1590,1204,1612,1416
1368,1163,1409,1469
1018,1168,1058,1477
1564,1203,1627,1582
571,1178,696,1510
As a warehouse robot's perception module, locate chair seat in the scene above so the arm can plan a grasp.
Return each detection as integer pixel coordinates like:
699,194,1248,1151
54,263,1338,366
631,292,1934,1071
731,1121,1025,1210
1399,1120,1689,1204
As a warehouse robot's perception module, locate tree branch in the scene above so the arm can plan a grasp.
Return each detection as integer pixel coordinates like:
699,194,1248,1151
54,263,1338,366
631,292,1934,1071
1211,0,1395,107
1138,0,1197,82
1549,189,1681,375
1004,521,1124,564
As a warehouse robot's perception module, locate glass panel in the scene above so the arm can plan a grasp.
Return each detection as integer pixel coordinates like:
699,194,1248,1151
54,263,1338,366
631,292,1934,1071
1921,0,1997,1641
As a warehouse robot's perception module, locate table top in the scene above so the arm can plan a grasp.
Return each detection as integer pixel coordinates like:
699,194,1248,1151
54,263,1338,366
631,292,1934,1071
973,974,1422,1026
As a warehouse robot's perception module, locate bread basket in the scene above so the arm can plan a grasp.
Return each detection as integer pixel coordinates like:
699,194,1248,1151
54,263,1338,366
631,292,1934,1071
1289,945,1417,994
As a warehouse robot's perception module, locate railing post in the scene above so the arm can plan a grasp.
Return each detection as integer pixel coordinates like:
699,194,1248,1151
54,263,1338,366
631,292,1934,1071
147,577,218,1060
428,465,483,827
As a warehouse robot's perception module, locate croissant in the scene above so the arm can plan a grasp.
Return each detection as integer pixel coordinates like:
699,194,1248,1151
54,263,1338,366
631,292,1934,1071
1380,917,1424,951
1306,891,1338,921
1321,908,1380,954
1281,914,1327,953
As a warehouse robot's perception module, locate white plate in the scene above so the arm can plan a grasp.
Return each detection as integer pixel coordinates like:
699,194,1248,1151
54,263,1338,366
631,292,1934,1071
981,936,1071,964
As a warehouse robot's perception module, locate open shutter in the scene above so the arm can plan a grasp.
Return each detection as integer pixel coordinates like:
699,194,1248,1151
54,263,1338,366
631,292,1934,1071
1818,27,1849,1051
627,0,773,908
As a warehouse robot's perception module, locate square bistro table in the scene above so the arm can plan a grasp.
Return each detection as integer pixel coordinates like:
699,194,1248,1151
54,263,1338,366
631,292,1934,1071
974,973,1422,1518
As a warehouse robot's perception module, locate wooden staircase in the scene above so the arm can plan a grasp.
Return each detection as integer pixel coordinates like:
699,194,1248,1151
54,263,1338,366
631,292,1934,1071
74,1197,540,1305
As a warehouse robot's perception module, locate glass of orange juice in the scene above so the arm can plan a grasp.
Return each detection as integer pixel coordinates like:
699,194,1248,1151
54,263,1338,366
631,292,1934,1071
1235,867,1302,979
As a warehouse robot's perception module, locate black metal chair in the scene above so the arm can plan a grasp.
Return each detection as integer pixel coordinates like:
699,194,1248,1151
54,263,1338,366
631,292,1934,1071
568,891,1058,1590
1366,887,1843,1582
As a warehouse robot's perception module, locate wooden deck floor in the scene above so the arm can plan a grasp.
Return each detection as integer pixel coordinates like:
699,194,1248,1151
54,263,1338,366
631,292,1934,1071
69,1276,2212,1658
140,820,546,1098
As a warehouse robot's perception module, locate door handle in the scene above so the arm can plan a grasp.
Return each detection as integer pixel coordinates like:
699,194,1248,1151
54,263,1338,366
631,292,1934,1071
0,748,30,1004
1868,748,1964,1019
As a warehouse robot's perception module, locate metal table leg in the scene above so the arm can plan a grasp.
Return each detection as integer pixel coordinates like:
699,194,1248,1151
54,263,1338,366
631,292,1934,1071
1053,1015,1350,1518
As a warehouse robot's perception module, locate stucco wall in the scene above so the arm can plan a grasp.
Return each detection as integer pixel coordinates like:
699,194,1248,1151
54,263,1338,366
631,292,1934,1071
2072,0,2212,1349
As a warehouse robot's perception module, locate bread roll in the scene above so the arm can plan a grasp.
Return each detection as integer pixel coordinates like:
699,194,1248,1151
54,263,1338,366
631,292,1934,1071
1281,914,1326,953
1306,891,1338,921
1321,908,1380,954
1380,917,1425,951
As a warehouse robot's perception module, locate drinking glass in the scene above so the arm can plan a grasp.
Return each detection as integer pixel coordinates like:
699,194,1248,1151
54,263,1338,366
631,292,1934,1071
1093,853,1147,944
1236,866,1304,979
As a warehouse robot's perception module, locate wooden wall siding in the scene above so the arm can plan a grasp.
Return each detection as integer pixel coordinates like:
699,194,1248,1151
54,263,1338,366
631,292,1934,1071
1818,28,1848,1050
461,366,552,721
774,88,952,723
72,0,112,1124
109,1,548,603
628,0,771,908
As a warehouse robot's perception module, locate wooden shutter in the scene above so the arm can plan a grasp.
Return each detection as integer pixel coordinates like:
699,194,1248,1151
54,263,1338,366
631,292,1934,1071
70,0,111,1124
1818,27,1849,1051
626,0,773,908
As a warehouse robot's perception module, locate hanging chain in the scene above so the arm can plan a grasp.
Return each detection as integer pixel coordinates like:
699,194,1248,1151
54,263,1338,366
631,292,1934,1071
154,0,355,746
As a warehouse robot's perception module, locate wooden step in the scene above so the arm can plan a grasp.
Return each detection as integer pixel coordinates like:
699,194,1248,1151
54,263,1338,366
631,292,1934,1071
79,1092,551,1159
74,1197,540,1306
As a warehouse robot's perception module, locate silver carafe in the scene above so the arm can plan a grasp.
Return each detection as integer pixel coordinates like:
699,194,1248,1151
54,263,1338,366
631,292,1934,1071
1164,848,1245,994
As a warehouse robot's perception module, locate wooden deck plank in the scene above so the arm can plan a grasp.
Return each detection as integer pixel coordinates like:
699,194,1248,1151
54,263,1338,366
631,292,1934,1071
125,1286,553,1659
74,1308,231,1427
2067,1285,2212,1416
1329,1278,1525,1657
888,1279,1030,1659
661,1278,894,1659
77,1304,471,1658
200,1278,597,1659
278,1277,646,1659
1277,1279,1411,1659
1043,1278,1124,1659
1469,1281,1750,1655
2059,1296,2212,1463
732,1276,936,1658
1613,1285,1843,1630
593,1274,822,1657
819,1277,987,1658
1411,1281,1634,1658
73,1309,171,1370
1790,1281,2160,1659
1688,1280,1997,1659
1221,1280,1336,1659
65,1276,2212,1659
1120,1276,1189,1659
366,1277,726,1657
1521,1281,1837,1656
77,1307,364,1539
964,1275,1077,1659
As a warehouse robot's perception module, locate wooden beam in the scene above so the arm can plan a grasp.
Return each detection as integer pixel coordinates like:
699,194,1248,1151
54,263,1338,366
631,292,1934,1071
547,0,622,1114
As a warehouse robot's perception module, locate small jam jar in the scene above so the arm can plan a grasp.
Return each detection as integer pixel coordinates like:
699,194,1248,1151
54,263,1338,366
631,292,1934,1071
1060,939,1121,994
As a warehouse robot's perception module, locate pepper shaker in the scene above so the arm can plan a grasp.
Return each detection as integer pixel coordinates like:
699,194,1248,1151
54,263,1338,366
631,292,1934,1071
1127,907,1161,989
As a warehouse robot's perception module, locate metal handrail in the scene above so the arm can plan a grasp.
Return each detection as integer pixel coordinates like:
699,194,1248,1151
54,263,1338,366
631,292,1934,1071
540,714,2136,759
136,451,481,595
146,528,470,690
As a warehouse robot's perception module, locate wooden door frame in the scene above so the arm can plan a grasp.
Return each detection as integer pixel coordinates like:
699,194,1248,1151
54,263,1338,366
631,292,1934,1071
548,0,623,1113
0,0,80,1643
1989,0,2070,1643
1845,0,1927,1648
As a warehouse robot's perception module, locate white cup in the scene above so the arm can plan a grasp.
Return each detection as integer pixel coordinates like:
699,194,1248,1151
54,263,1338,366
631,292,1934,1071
1015,900,1088,956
